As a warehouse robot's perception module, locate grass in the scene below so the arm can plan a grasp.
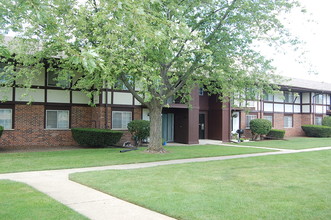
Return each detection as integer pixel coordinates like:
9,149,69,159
238,137,331,149
0,180,87,220
70,150,331,220
0,145,271,173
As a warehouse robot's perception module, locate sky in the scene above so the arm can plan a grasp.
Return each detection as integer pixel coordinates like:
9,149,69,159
263,0,331,83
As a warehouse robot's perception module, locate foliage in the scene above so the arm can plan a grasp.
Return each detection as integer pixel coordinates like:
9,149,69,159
127,120,150,146
0,0,303,152
266,129,285,139
322,116,331,127
0,126,3,138
250,119,272,140
71,128,123,147
301,125,331,137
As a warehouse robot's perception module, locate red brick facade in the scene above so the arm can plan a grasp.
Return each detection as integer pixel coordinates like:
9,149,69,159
0,104,143,148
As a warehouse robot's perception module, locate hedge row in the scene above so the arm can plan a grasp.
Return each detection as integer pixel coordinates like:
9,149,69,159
0,126,3,138
266,129,285,139
301,125,331,137
71,128,123,147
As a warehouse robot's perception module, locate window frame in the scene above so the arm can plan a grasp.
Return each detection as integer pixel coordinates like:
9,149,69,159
47,69,70,88
45,109,70,129
284,91,294,103
284,115,293,128
0,108,14,130
263,115,273,127
246,114,257,129
112,110,133,130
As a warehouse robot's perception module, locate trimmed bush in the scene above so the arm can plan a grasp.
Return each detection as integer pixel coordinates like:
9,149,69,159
71,128,123,147
266,129,285,139
127,120,150,146
322,117,331,127
301,125,331,137
0,126,3,138
250,119,272,140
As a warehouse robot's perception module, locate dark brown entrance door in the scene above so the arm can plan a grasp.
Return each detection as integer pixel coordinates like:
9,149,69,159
199,113,205,139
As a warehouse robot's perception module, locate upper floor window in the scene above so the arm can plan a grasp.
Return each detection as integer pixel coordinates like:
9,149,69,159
112,111,132,130
263,92,273,102
0,63,14,85
46,110,70,129
315,94,323,104
199,88,204,96
0,109,13,129
246,115,257,129
47,70,70,88
284,91,294,103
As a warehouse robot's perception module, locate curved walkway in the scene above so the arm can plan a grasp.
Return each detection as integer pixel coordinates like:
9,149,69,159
1,146,331,220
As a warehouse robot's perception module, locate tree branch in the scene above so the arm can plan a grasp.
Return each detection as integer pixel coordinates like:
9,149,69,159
119,74,150,108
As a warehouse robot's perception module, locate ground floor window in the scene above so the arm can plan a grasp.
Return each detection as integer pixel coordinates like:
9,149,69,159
112,111,132,130
246,115,257,129
46,110,69,129
284,115,293,128
0,109,12,129
263,115,273,126
315,116,323,125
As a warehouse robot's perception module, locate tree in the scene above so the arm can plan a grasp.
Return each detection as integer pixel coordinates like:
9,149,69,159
0,0,302,153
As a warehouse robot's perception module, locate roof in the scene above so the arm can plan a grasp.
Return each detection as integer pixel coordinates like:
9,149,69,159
279,77,331,93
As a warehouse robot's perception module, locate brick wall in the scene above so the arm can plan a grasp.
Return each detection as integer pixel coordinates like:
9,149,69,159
0,105,93,148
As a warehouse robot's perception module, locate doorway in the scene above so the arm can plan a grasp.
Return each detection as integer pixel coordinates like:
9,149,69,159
199,113,206,139
162,113,174,142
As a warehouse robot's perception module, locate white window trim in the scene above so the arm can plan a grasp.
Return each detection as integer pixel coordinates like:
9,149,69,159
284,115,293,128
112,111,132,130
246,115,257,129
45,110,70,130
0,108,13,130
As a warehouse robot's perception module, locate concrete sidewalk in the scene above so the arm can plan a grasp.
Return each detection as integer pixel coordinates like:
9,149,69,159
1,146,331,220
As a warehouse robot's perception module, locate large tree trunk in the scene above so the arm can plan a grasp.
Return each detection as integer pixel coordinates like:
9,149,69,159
147,101,166,153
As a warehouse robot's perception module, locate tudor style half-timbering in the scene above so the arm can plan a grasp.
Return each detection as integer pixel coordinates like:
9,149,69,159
231,78,331,138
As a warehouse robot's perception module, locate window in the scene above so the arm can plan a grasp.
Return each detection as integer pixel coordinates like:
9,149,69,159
199,88,204,96
284,115,293,128
46,110,69,129
47,70,70,88
246,115,257,128
315,116,323,125
263,115,273,125
315,94,323,104
263,92,273,101
0,63,13,85
112,111,132,130
0,109,12,129
284,91,294,103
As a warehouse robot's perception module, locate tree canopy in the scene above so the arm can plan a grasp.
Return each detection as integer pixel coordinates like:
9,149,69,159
0,0,303,152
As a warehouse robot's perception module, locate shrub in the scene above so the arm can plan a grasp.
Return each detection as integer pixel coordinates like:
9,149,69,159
266,129,285,139
71,128,123,147
250,119,272,140
0,126,3,138
301,125,331,137
322,117,331,127
127,120,150,146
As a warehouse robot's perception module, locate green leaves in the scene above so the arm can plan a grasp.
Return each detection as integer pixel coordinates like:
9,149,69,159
1,0,302,107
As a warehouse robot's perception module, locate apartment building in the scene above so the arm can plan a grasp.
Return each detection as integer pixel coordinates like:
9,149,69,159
232,78,331,138
1,61,330,148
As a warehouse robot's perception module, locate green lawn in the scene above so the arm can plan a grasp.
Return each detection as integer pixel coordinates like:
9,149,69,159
71,150,331,220
0,180,87,220
238,137,331,149
0,145,271,173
